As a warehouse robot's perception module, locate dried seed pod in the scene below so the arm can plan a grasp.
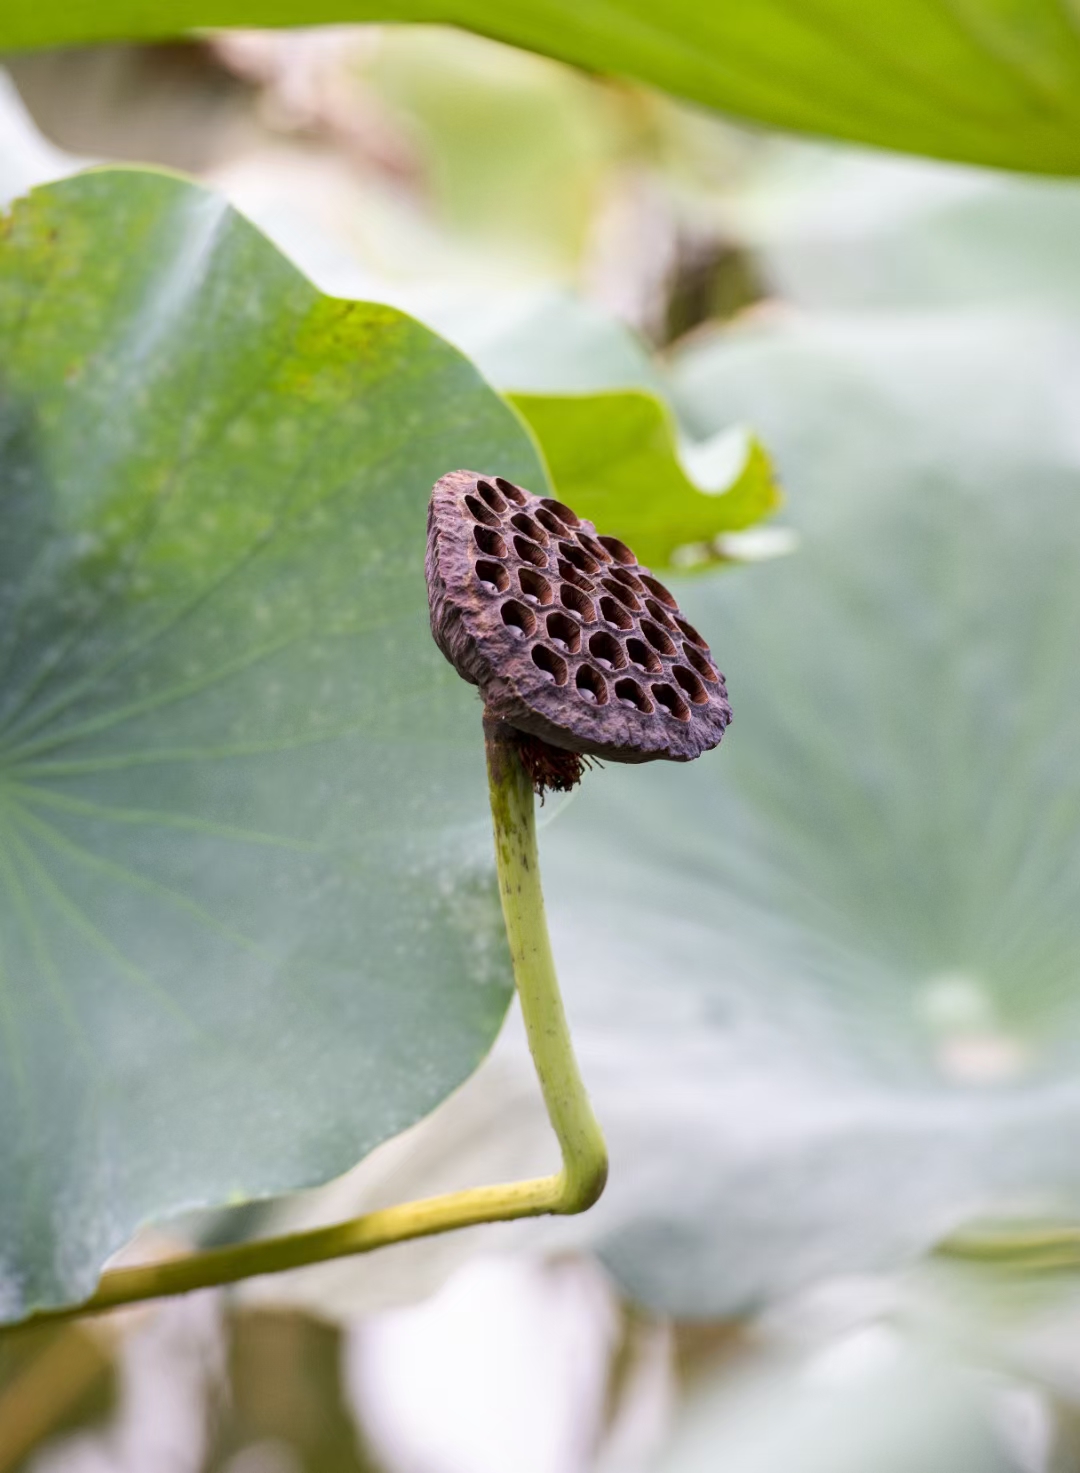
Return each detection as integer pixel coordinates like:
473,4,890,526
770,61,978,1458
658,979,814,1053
427,470,731,776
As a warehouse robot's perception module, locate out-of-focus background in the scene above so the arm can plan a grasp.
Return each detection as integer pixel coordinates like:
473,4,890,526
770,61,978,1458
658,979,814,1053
5,25,1080,1473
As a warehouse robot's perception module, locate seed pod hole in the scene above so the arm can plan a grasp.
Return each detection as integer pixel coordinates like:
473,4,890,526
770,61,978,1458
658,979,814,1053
518,567,554,605
501,599,537,637
465,493,501,528
588,630,627,671
475,559,510,593
641,619,675,656
536,507,567,537
600,577,641,611
474,526,508,558
626,637,662,673
560,584,595,622
532,644,568,685
476,479,510,513
511,512,548,545
683,643,718,682
610,566,646,594
645,598,677,630
599,535,635,566
539,497,579,528
599,596,633,631
641,575,678,609
558,559,595,594
494,477,528,506
673,665,708,704
514,535,548,568
675,615,708,650
576,665,608,705
546,610,582,653
559,541,599,576
577,533,610,563
615,677,652,713
652,684,690,721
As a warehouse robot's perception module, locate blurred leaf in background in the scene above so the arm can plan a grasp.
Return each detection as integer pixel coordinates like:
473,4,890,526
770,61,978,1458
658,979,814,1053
726,142,1080,315
511,392,780,571
6,2,1080,177
537,306,1080,1317
5,27,767,342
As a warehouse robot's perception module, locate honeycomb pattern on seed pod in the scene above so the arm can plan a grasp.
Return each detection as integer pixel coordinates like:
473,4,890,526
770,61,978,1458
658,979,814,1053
426,470,732,764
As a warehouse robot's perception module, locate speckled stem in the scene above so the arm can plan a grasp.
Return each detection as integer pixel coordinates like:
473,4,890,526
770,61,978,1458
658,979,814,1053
19,722,606,1325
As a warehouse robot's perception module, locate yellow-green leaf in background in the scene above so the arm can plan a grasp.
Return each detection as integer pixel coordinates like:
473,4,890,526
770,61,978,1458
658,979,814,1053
510,389,781,571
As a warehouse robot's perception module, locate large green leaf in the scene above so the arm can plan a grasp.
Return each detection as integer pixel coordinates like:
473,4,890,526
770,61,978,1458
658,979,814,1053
532,308,1080,1316
6,4,1080,176
0,167,549,1320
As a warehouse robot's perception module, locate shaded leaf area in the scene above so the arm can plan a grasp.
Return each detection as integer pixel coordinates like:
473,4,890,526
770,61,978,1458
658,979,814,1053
538,309,1080,1316
0,168,546,1320
512,390,779,571
6,3,1080,175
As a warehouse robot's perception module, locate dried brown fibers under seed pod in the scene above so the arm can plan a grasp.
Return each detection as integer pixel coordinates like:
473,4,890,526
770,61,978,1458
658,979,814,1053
426,470,731,792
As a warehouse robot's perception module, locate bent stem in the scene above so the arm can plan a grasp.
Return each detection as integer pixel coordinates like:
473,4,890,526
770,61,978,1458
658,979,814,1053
25,720,606,1324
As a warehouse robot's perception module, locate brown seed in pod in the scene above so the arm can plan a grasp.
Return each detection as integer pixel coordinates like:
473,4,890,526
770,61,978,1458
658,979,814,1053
426,470,731,787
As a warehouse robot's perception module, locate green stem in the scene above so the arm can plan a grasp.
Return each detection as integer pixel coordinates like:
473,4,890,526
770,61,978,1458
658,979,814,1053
22,721,606,1325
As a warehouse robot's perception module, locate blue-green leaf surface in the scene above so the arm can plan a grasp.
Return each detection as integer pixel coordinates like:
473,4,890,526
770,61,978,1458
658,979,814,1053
0,167,546,1319
537,309,1080,1315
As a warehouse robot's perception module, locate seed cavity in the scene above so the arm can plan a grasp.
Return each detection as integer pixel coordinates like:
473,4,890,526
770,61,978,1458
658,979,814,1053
559,541,599,575
601,577,641,611
536,507,568,536
466,493,501,527
560,584,595,622
641,575,677,609
599,596,633,630
475,559,510,593
675,615,708,649
519,567,554,605
673,664,708,704
474,526,508,558
495,477,528,505
532,645,568,684
626,636,662,672
652,683,690,721
511,512,548,545
641,619,675,656
610,567,646,593
645,598,677,629
588,631,627,670
558,559,595,594
615,677,652,713
683,643,718,682
514,535,548,568
546,610,582,653
501,599,537,637
599,535,635,565
576,665,608,705
539,497,579,527
577,533,610,563
476,480,509,514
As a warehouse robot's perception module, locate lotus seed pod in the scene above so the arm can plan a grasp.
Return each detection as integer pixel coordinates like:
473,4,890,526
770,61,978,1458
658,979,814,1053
426,470,732,775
